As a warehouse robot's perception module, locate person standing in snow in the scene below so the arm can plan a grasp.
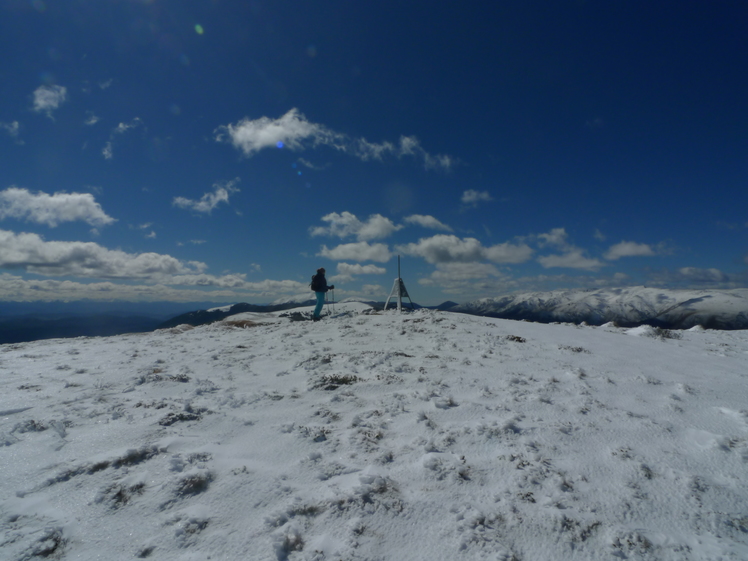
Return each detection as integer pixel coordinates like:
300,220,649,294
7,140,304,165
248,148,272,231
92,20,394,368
311,267,334,321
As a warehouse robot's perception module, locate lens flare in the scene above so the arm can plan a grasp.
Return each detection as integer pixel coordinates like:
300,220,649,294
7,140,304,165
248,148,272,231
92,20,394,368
195,24,204,35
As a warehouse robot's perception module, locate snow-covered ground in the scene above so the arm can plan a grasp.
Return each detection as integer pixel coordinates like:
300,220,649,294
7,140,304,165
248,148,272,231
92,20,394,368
1,304,747,560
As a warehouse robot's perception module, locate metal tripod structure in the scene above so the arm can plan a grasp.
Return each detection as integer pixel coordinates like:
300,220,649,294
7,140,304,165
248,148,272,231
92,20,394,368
384,255,414,312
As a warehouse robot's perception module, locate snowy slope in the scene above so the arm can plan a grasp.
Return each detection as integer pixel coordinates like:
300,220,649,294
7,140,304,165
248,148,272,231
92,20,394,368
1,307,748,560
455,287,748,329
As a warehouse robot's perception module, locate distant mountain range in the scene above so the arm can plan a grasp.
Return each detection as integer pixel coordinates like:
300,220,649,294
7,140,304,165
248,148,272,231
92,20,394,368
156,299,460,329
0,301,217,345
156,301,316,330
2,288,746,345
0,314,164,345
452,287,748,330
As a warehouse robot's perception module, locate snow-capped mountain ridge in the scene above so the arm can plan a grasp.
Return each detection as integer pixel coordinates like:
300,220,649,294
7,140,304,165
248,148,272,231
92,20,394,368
455,287,748,329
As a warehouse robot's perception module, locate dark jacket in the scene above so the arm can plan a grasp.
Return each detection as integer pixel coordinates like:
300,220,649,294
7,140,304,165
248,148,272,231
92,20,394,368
311,273,331,293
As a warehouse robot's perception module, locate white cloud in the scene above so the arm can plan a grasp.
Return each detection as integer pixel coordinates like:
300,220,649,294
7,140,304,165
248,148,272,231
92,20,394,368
84,111,99,126
1,121,20,140
0,229,206,279
102,118,143,160
161,273,250,288
336,263,387,276
537,250,605,271
0,187,116,227
32,85,67,117
113,118,143,134
332,262,388,283
484,243,535,264
403,214,453,232
677,267,728,283
396,234,533,265
417,262,515,297
310,212,402,241
0,273,308,303
318,242,392,263
296,158,330,171
534,227,605,270
173,178,240,214
215,108,453,170
593,228,606,242
461,189,493,206
537,227,570,248
426,262,503,283
360,284,386,296
603,241,657,260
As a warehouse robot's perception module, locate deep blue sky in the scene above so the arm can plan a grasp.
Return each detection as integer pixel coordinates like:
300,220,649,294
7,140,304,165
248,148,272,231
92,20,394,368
1,0,746,305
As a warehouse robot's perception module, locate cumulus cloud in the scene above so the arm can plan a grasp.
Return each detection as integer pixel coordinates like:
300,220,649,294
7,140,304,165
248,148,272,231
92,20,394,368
644,267,747,289
537,250,605,271
603,241,657,260
32,85,67,117
318,242,392,263
418,262,515,297
397,234,533,265
333,262,388,283
0,229,206,279
423,262,504,283
310,212,402,241
0,187,116,227
534,227,605,270
676,267,729,283
0,272,308,303
337,263,387,276
538,228,569,248
173,178,241,214
461,190,493,206
403,214,453,232
215,108,454,170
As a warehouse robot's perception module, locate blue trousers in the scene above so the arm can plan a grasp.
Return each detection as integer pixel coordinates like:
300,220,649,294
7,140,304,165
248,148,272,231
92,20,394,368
313,291,326,318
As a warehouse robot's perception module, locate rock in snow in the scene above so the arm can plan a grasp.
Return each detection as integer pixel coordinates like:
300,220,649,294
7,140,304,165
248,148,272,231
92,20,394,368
1,303,747,560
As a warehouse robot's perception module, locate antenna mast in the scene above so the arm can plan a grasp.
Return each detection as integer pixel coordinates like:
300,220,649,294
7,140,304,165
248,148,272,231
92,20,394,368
384,255,414,312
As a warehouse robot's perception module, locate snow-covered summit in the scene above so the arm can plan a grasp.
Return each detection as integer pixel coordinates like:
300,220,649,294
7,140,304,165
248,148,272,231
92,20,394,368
2,308,747,560
455,286,748,329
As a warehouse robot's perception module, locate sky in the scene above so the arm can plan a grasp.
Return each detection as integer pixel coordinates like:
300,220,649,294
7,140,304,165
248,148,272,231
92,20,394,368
0,0,747,306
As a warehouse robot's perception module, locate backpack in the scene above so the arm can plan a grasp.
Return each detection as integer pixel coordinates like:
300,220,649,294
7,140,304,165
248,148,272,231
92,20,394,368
310,274,323,292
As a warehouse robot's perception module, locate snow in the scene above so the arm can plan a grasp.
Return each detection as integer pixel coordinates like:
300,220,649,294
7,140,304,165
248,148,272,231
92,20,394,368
1,306,748,560
206,305,234,313
456,287,748,329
